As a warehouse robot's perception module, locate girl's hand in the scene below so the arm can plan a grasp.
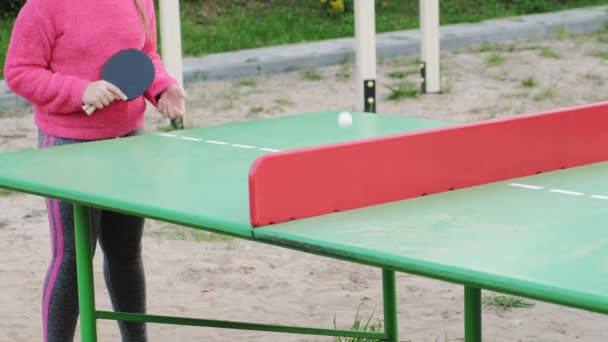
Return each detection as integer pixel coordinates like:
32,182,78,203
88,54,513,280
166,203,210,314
157,84,187,119
82,81,127,111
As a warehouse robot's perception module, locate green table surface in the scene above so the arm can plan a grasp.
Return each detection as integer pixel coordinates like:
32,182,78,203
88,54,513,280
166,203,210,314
256,161,608,314
0,111,449,238
1,111,606,315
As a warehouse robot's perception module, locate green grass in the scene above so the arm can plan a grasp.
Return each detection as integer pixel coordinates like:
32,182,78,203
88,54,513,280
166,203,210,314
485,112,499,119
482,295,535,311
475,43,517,53
274,97,295,107
387,70,417,79
391,57,421,67
534,87,557,101
521,76,537,88
593,50,608,60
486,53,505,66
555,24,570,39
336,62,352,81
249,105,264,113
0,1,607,81
146,223,235,243
3,0,608,79
334,309,382,342
158,125,178,132
234,78,257,87
540,47,560,59
386,81,419,100
302,68,322,81
597,34,608,43
0,15,13,80
176,0,608,57
0,219,8,230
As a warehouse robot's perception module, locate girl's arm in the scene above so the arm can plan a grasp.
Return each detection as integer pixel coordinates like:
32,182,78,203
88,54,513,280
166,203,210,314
3,1,89,114
141,0,178,107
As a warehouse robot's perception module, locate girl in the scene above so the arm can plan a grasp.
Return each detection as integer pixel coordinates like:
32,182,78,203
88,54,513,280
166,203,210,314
4,0,186,340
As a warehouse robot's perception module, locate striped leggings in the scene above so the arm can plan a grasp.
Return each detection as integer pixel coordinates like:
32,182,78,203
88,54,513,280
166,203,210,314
39,130,147,342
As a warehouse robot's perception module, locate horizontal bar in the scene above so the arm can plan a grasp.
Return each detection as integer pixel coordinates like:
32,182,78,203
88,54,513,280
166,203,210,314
256,235,608,316
96,311,387,339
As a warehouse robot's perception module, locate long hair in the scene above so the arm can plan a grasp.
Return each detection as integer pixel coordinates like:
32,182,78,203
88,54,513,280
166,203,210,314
133,0,150,41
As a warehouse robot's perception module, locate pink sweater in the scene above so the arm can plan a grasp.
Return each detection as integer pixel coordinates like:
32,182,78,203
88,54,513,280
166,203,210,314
4,0,177,140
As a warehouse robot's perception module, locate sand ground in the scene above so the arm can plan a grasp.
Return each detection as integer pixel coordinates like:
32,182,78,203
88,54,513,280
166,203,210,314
1,29,608,341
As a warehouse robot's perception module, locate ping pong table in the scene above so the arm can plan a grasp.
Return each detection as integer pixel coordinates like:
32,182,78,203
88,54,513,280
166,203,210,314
0,104,607,342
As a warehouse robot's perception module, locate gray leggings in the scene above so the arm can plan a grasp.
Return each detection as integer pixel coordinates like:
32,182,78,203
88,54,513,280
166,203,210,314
39,130,147,342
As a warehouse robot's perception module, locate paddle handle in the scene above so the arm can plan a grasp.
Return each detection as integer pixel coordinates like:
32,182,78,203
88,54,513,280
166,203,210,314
82,104,96,115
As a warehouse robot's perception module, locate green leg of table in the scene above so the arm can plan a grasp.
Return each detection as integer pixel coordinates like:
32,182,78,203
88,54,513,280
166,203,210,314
73,203,97,342
382,269,398,342
464,286,482,342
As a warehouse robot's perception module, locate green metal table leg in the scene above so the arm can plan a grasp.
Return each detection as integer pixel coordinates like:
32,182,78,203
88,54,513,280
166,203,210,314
382,269,398,342
74,204,97,342
464,286,482,342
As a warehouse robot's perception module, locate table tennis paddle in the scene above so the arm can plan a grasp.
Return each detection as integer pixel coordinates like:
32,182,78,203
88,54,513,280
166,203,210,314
171,115,184,130
82,48,155,115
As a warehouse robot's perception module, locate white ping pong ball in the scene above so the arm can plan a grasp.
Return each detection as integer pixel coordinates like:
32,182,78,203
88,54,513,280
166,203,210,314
338,112,352,128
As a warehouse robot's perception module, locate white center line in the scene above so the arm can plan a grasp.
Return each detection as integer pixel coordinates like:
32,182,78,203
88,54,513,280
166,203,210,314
508,182,608,201
157,134,280,153
205,140,229,145
232,144,255,149
549,189,585,196
509,183,544,190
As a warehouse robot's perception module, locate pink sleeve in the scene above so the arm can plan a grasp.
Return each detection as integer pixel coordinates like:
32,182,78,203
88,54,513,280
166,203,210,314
3,2,89,113
142,1,178,107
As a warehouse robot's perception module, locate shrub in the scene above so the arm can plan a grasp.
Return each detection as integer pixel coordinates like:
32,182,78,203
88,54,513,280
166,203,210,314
0,0,25,15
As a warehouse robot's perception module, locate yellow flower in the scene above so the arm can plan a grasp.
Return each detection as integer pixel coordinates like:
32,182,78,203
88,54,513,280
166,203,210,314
329,0,345,13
